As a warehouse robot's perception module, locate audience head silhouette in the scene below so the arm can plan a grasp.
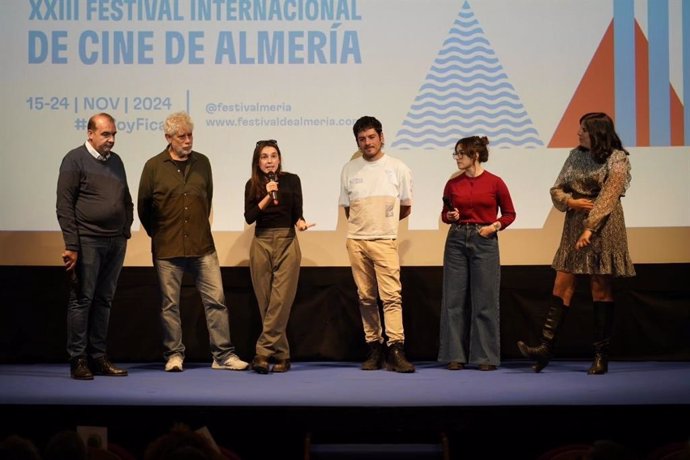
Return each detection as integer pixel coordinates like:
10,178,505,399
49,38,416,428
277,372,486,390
144,425,225,460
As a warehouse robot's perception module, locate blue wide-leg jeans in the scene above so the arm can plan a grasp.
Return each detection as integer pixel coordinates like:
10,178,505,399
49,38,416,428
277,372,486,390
438,224,501,366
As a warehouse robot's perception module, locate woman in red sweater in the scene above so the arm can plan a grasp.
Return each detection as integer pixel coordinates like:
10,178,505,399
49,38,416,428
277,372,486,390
437,136,516,371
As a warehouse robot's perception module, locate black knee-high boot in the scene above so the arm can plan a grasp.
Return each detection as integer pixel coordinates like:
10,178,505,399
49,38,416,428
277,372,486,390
517,296,569,372
588,301,614,375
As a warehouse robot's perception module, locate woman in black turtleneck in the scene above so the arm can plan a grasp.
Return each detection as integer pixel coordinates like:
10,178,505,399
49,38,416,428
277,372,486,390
244,139,313,374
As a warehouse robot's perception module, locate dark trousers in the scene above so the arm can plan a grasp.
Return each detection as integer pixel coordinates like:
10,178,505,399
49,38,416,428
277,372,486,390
66,235,126,360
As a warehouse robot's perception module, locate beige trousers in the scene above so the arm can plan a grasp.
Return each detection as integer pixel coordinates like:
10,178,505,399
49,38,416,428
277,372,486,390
250,228,301,359
346,238,405,345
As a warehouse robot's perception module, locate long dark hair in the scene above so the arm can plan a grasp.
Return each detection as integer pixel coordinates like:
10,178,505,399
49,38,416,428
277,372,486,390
249,140,282,199
580,112,629,163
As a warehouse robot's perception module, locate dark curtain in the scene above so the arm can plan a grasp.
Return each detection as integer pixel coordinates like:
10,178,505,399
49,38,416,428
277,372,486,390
1,264,688,363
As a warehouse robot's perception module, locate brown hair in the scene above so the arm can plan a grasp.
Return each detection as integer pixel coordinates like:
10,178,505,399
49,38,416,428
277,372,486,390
455,136,490,163
249,139,282,199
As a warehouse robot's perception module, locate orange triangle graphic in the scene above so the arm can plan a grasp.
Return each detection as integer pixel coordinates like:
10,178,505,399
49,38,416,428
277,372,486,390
550,19,685,147
549,22,615,147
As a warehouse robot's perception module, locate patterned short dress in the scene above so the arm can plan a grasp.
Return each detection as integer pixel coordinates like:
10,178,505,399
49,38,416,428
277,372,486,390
550,148,636,277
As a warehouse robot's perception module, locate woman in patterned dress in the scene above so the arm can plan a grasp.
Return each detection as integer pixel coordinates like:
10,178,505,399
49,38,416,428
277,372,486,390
517,112,636,374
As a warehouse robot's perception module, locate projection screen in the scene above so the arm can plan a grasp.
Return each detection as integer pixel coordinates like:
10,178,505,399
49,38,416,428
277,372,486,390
1,0,688,266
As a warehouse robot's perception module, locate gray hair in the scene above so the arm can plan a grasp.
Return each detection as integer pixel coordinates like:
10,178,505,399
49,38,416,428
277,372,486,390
164,112,194,136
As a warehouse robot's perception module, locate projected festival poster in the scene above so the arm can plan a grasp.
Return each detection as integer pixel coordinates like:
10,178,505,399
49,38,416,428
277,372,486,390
1,0,688,240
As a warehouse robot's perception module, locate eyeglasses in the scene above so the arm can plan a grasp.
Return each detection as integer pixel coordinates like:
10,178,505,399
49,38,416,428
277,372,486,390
452,151,466,159
256,139,277,146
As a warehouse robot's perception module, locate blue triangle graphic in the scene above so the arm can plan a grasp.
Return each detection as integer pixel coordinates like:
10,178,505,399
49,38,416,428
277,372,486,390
392,1,543,149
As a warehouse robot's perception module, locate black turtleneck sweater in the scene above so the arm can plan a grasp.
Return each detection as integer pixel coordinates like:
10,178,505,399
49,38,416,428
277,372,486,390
244,172,304,230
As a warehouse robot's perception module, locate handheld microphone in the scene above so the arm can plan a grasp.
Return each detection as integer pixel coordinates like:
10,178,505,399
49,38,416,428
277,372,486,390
268,172,279,205
442,196,454,211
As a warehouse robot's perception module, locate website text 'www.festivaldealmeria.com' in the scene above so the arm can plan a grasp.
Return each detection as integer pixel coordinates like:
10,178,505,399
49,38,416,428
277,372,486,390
205,115,357,128
203,101,356,128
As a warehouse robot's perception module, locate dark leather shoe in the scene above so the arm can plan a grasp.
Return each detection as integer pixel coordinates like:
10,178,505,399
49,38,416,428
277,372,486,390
447,361,464,371
70,357,94,380
252,355,270,374
478,364,497,371
90,356,128,376
272,359,291,373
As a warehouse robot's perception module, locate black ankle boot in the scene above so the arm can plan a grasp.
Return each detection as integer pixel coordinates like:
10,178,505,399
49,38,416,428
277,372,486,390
386,342,415,373
361,341,384,370
517,296,569,373
588,301,614,375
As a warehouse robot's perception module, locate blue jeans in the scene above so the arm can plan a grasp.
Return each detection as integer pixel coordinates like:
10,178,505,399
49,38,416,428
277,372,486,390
438,224,501,366
154,251,234,363
67,235,126,360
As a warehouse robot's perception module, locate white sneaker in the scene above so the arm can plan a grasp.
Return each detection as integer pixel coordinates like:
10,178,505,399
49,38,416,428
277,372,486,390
165,355,184,372
211,354,248,370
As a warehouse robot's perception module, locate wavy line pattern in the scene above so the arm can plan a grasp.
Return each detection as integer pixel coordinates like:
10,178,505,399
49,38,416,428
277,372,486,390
392,0,543,149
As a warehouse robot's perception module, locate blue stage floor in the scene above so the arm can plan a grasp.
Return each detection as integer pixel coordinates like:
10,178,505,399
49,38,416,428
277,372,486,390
2,360,690,407
2,360,690,459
